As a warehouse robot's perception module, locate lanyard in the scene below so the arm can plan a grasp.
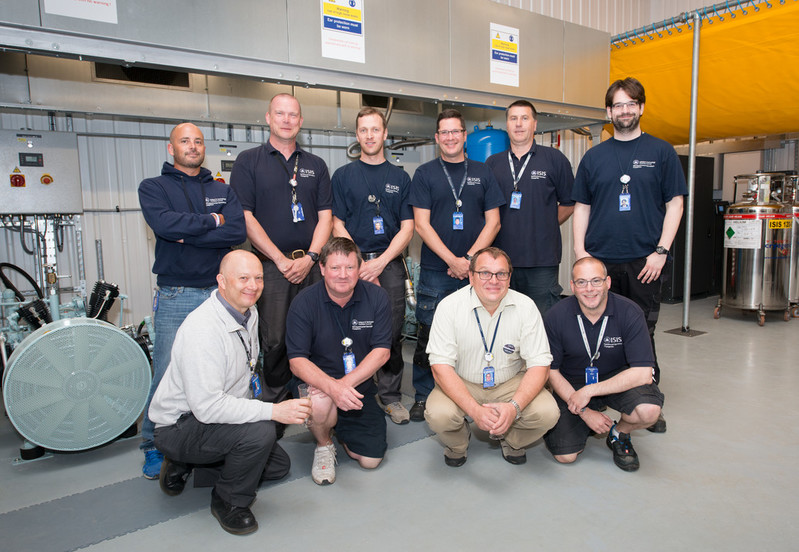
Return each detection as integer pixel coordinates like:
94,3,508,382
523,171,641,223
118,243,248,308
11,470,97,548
613,137,641,193
179,177,207,214
331,305,354,351
507,151,532,192
439,158,468,212
278,153,301,204
577,315,608,367
356,161,391,218
235,330,256,371
474,308,502,364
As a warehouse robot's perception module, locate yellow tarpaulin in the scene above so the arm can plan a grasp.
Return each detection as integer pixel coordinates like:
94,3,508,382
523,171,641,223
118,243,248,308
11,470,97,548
610,1,799,145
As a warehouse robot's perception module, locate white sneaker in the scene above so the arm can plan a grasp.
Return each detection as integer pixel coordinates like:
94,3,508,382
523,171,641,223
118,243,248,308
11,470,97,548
385,401,410,425
311,443,337,485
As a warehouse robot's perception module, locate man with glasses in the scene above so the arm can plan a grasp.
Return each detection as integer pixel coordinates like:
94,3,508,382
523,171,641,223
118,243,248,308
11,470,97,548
407,109,505,422
571,77,685,433
487,100,575,315
231,93,333,407
331,107,414,425
424,247,559,467
287,238,391,485
543,257,663,472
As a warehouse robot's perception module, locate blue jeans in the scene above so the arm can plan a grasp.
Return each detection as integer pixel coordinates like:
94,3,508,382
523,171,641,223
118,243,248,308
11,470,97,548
140,285,215,450
509,266,562,316
412,269,469,402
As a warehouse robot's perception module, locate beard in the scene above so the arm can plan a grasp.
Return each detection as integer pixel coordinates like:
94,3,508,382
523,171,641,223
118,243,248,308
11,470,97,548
612,112,640,134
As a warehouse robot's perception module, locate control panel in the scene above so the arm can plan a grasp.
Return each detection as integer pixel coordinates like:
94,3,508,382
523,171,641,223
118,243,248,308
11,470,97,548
202,141,261,184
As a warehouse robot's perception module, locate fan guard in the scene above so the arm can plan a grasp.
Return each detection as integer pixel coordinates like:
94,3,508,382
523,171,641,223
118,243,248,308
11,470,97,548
2,317,151,451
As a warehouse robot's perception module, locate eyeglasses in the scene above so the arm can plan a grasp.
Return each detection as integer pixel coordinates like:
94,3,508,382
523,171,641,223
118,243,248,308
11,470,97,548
472,270,511,281
437,129,465,137
573,277,607,288
611,101,639,111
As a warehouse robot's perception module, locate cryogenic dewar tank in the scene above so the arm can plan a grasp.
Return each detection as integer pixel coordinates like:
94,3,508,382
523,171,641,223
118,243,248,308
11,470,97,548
715,174,792,325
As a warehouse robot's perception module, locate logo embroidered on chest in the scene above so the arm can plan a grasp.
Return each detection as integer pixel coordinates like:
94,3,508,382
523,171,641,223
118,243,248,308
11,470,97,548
299,168,316,178
632,160,656,169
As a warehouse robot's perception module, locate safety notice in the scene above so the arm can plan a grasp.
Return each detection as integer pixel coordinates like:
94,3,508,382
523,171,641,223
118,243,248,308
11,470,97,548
724,219,761,249
490,22,519,87
321,0,365,63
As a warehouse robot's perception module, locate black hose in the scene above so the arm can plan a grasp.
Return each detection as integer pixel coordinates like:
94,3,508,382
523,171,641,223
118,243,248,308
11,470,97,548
18,216,35,255
0,262,44,301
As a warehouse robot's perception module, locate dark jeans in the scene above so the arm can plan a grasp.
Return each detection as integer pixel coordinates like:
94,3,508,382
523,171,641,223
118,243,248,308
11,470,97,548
509,265,562,316
258,259,322,400
412,269,469,402
375,257,407,404
154,414,290,507
603,256,671,383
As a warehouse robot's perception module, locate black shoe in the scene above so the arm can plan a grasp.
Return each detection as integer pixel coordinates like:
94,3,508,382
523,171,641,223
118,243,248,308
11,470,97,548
444,454,467,467
159,457,191,496
646,413,667,433
500,440,527,465
606,428,640,472
211,489,259,535
409,400,426,422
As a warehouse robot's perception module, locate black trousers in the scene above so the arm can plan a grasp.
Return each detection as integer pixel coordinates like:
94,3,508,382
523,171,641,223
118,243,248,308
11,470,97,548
154,414,290,507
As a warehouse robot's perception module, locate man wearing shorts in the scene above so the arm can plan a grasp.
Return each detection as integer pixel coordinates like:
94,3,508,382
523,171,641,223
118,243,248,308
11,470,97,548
543,257,663,472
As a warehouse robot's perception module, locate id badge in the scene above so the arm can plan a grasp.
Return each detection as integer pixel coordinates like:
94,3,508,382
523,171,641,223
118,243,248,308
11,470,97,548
373,216,385,235
510,191,522,210
250,371,263,398
482,366,495,388
452,211,464,231
619,193,631,212
343,352,356,374
585,366,598,385
291,202,305,222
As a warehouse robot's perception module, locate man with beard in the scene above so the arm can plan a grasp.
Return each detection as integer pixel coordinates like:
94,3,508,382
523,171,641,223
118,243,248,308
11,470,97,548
571,77,685,433
138,122,247,479
543,257,663,472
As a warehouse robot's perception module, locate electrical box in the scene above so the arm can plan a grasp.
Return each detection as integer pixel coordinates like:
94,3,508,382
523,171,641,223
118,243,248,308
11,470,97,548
202,141,262,184
0,130,83,214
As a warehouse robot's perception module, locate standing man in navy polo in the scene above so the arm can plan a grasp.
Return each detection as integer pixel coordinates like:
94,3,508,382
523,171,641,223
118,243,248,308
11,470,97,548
407,109,505,421
331,107,414,425
286,237,392,485
231,93,333,404
572,78,685,433
487,100,575,315
138,122,247,479
543,257,663,472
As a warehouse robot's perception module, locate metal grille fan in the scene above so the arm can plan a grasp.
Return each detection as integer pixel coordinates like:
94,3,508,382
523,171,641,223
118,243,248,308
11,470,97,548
2,318,151,451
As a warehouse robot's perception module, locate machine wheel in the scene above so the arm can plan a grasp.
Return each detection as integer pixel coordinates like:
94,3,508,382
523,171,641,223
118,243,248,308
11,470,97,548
791,306,799,319
784,310,791,322
758,312,766,326
713,306,721,319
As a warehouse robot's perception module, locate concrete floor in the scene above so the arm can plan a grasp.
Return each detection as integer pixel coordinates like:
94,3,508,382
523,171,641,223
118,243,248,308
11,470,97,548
1,296,798,551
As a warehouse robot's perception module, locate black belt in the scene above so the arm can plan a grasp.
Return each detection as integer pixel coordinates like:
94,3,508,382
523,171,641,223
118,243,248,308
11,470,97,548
253,248,307,262
363,251,385,261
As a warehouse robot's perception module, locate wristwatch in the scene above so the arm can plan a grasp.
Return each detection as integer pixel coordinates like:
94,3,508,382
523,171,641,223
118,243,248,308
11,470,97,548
465,253,473,261
655,246,669,255
308,251,320,263
508,399,522,421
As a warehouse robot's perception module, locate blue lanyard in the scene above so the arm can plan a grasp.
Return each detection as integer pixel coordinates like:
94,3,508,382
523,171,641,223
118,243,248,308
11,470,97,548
474,308,502,364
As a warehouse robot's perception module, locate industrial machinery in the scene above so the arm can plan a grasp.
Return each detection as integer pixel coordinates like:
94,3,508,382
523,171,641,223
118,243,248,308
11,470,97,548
1,130,151,462
714,173,793,325
786,175,799,317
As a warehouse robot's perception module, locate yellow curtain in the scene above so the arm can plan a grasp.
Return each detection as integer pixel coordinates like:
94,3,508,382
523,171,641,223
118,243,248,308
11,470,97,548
610,1,799,145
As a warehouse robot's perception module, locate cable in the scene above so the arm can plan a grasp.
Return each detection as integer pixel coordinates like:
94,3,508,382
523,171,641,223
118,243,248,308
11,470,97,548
0,262,44,301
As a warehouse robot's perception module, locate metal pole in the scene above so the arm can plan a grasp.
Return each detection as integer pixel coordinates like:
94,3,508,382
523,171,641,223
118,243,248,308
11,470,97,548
682,11,701,331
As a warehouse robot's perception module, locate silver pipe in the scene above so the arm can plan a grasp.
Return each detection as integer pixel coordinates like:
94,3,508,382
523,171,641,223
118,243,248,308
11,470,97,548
74,215,87,299
95,239,105,281
682,11,702,332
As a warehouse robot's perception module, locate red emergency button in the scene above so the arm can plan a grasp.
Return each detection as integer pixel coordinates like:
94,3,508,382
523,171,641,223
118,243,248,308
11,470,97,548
215,177,226,183
10,174,25,187
41,174,54,185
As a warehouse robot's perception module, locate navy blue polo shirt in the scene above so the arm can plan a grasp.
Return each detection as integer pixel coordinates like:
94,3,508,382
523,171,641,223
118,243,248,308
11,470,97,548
408,158,505,271
286,279,392,393
487,143,575,268
543,292,654,388
331,160,413,253
571,133,687,264
230,142,332,252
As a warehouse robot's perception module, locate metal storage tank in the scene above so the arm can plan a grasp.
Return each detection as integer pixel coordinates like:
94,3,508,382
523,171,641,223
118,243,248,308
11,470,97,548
715,173,792,325
786,175,799,317
465,124,509,162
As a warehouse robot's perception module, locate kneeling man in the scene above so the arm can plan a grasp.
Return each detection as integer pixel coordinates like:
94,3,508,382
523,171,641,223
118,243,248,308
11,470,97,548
425,247,559,467
287,237,391,485
543,257,663,472
150,250,311,535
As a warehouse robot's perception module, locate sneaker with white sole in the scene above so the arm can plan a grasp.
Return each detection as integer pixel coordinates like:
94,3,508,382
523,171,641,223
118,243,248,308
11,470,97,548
385,401,410,425
311,443,337,485
142,449,164,480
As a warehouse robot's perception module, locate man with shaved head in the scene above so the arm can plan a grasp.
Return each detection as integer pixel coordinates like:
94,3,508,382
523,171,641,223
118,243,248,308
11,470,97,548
150,250,311,535
543,257,663,472
138,122,247,479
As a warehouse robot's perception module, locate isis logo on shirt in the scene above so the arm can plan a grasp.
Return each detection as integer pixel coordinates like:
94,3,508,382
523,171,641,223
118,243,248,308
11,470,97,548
632,159,656,169
603,336,623,349
529,170,547,180
466,177,482,186
299,168,316,178
206,197,227,207
385,183,400,194
502,344,516,354
351,319,375,331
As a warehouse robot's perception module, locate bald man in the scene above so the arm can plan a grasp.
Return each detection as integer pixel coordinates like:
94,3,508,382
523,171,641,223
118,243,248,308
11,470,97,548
150,250,311,535
138,122,247,479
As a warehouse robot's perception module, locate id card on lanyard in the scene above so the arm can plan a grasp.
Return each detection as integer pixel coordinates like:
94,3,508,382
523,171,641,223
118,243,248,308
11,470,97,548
474,308,502,388
507,150,532,210
577,314,607,386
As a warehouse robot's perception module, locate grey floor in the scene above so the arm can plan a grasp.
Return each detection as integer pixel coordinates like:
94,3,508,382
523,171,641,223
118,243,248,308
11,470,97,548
1,296,798,551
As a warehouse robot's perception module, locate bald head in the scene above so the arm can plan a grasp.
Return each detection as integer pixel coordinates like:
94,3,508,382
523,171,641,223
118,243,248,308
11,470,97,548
571,257,607,281
217,250,264,313
167,123,205,176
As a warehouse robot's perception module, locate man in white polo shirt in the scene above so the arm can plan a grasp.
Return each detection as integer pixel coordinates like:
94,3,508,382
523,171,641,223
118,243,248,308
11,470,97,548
424,247,559,467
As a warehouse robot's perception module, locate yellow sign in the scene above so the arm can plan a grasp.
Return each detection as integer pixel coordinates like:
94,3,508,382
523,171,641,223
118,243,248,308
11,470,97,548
768,219,792,229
